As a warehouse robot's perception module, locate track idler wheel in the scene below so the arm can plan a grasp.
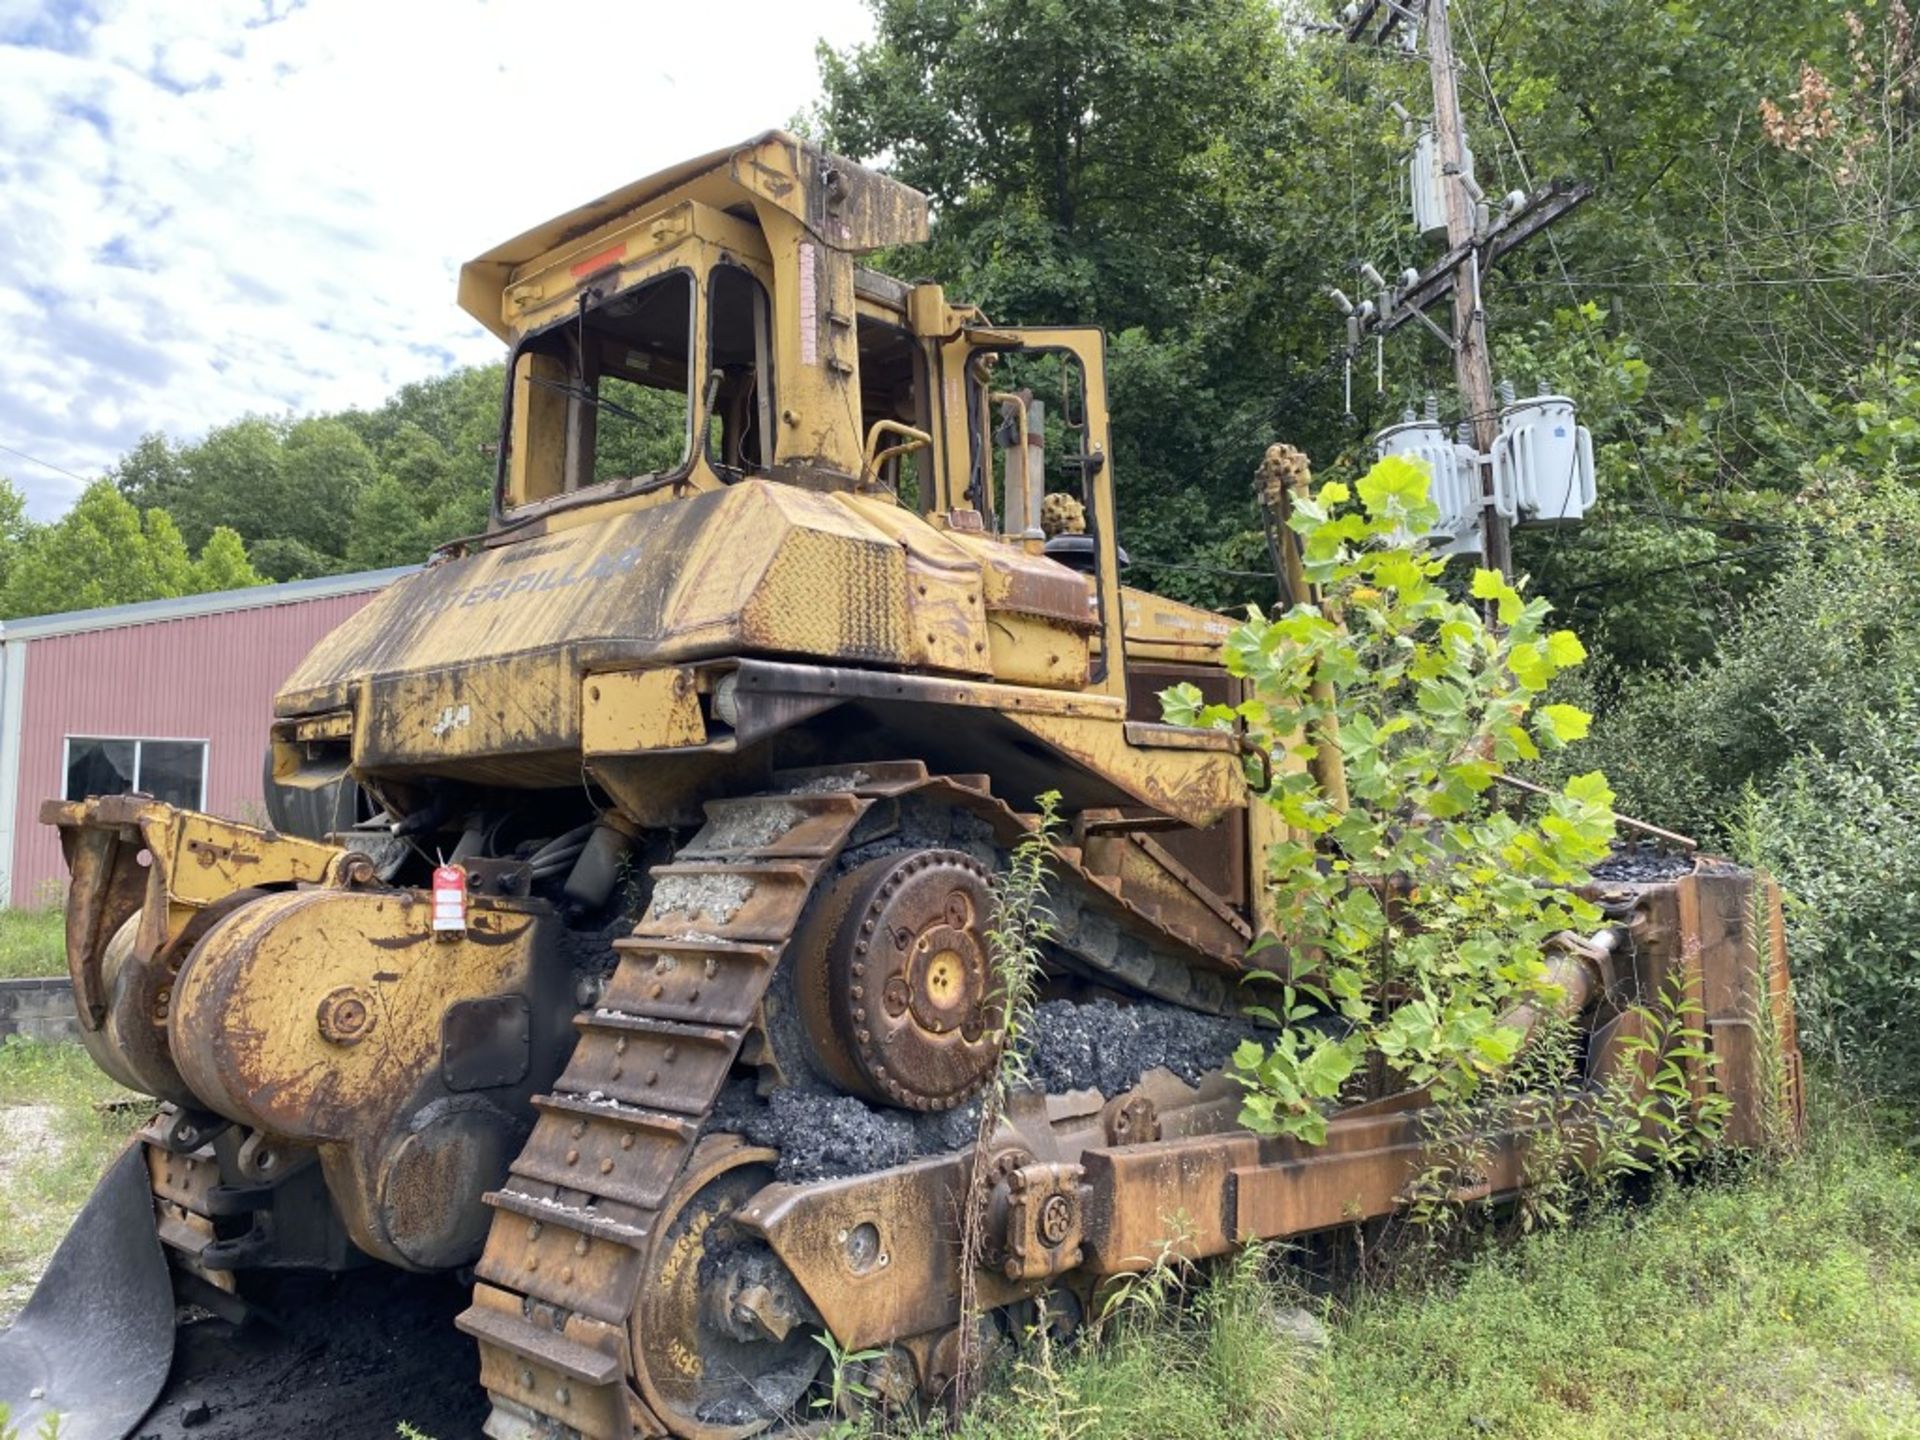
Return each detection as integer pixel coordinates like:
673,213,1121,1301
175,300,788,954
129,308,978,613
796,849,1005,1111
631,1140,824,1437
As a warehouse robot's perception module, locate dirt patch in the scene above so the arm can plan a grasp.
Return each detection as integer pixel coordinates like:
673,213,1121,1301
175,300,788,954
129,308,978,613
131,1269,487,1440
0,1102,64,1187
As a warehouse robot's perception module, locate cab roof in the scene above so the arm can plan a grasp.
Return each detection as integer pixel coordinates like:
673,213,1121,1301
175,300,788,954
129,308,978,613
457,130,929,341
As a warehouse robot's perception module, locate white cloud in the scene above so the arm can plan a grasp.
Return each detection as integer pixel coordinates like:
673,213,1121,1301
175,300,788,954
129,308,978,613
0,0,876,517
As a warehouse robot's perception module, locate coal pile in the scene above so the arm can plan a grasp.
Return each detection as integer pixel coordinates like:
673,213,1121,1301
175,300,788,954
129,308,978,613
1591,844,1697,885
1028,998,1255,1096
709,997,1249,1183
707,1082,988,1184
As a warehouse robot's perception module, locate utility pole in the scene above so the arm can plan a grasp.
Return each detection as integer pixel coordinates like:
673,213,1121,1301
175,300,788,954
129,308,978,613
1339,0,1590,581
1423,0,1508,577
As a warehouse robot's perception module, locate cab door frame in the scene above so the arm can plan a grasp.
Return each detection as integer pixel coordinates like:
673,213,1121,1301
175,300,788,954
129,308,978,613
933,324,1127,703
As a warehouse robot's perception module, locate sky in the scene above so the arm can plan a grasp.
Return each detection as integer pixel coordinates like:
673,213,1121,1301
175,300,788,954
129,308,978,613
0,0,877,518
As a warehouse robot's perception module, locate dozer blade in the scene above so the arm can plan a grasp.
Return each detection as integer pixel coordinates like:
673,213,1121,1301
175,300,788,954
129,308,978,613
0,1143,175,1439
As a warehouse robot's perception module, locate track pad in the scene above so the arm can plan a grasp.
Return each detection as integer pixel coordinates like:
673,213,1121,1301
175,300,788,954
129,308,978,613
0,1142,175,1439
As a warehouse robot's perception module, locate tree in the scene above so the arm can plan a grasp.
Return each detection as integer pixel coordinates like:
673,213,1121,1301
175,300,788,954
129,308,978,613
277,416,377,569
189,526,264,593
819,0,1357,609
1166,454,1611,1138
109,433,188,513
4,482,169,616
1361,1,1915,670
346,417,495,568
0,480,264,619
821,0,1914,640
141,508,195,597
246,537,336,583
346,472,434,569
0,476,36,599
162,413,388,579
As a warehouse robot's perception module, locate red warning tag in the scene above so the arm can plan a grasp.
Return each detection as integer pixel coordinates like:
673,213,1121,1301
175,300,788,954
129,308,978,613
431,864,468,935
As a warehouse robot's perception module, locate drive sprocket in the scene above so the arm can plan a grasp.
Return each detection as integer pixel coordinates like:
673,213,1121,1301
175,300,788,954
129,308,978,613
793,849,1004,1112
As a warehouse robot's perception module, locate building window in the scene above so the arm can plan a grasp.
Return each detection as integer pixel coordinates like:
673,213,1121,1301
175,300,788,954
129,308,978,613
64,737,207,811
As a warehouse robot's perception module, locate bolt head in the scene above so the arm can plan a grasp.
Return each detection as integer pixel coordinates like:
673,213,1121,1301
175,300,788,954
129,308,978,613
315,986,375,1044
1039,1194,1074,1246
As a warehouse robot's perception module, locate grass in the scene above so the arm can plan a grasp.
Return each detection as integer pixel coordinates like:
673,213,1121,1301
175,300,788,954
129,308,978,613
0,908,65,981
0,1037,139,1316
1313,1100,1920,1439
847,1091,1920,1440
935,1247,1316,1440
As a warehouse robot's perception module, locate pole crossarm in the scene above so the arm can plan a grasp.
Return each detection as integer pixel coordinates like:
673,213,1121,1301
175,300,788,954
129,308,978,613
1343,0,1426,45
1363,181,1593,341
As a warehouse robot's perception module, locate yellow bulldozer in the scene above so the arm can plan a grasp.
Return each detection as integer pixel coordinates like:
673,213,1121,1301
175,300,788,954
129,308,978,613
0,133,1801,1440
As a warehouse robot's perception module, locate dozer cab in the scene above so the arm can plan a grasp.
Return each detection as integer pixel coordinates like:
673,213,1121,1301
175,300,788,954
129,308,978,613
0,133,1802,1440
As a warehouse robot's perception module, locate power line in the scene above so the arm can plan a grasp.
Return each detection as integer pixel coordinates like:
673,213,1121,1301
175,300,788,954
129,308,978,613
1505,272,1919,291
1483,204,1920,284
1555,542,1790,597
0,441,91,485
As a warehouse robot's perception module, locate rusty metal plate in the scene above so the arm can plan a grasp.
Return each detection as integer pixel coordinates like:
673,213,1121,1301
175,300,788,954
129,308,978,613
602,938,776,1028
475,1210,649,1327
1079,1134,1258,1273
442,994,533,1092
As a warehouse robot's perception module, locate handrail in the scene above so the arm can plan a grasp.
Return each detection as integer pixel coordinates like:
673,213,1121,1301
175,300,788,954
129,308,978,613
861,419,933,486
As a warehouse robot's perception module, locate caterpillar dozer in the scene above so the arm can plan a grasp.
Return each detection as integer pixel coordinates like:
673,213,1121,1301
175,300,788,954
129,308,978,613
0,132,1802,1440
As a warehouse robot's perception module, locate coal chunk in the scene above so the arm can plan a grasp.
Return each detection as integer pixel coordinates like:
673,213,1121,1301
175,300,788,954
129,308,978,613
709,1087,920,1184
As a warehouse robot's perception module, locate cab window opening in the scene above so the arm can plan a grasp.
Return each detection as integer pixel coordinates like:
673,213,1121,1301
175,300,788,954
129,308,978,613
856,317,930,510
968,348,1093,546
969,342,1111,681
706,264,774,478
499,269,695,512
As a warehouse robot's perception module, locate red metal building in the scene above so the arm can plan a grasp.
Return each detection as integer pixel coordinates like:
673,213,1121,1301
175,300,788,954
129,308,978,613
0,567,411,906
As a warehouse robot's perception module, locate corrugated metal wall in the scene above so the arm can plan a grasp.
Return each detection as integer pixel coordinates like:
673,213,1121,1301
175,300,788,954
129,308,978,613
10,592,378,904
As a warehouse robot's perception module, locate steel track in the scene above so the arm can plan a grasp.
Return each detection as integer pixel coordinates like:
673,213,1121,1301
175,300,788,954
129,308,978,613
456,762,1245,1439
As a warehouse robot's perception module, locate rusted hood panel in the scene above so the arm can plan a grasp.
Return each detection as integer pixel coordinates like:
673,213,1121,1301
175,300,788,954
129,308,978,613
279,494,733,717
275,482,1008,764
